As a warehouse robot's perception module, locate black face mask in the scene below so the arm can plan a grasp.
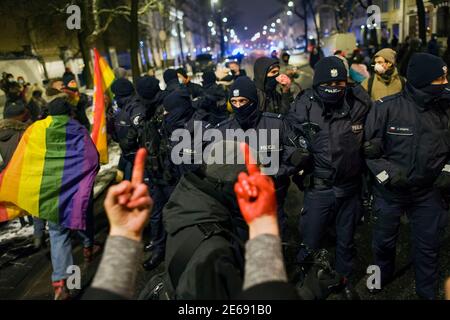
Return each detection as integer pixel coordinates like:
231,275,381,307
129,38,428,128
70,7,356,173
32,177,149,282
232,101,258,129
420,84,448,97
265,75,278,92
316,85,346,105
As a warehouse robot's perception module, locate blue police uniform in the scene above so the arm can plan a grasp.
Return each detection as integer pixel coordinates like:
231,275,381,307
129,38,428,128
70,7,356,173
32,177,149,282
287,85,371,278
364,83,450,299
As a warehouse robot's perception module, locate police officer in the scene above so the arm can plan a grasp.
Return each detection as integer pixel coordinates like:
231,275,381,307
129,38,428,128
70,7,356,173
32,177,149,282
111,78,145,181
215,76,297,241
142,88,195,271
287,56,371,298
364,53,450,299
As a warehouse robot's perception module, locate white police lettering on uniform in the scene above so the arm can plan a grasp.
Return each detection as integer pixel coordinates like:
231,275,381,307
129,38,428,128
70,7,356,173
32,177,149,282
133,116,141,126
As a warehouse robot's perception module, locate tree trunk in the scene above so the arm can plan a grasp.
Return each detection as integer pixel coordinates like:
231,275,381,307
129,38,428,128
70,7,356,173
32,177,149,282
303,0,309,51
307,0,320,45
78,31,93,88
130,0,140,84
416,0,427,48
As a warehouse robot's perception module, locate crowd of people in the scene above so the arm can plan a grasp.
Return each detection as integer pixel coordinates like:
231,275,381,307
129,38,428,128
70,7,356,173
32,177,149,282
2,35,450,301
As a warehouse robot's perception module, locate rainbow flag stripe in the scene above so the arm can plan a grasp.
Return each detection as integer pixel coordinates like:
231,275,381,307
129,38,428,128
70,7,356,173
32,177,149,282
0,115,99,230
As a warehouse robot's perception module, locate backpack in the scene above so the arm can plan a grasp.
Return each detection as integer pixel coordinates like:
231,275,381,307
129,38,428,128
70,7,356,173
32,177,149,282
138,222,243,300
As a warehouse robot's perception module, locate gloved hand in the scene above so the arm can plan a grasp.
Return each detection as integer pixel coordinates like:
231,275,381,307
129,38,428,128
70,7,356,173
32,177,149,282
235,143,278,239
363,140,383,159
389,170,409,189
434,171,450,190
290,148,312,171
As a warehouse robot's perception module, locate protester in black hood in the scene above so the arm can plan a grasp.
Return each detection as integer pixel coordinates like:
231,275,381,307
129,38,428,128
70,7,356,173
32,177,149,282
253,57,293,114
287,56,371,299
177,67,203,99
364,53,449,300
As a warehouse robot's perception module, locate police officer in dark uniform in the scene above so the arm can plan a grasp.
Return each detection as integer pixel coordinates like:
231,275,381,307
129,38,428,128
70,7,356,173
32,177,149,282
142,88,195,271
215,76,297,241
364,53,450,299
111,78,145,181
287,56,371,298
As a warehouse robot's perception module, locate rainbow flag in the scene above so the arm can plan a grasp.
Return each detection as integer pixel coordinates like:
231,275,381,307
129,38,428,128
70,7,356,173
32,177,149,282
92,48,115,165
0,116,99,230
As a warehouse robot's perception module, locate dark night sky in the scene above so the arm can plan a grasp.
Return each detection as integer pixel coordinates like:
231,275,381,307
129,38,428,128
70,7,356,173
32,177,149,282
233,0,282,39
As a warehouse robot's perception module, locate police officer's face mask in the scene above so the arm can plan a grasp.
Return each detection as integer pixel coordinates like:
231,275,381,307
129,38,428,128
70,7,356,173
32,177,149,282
420,83,448,97
316,85,346,105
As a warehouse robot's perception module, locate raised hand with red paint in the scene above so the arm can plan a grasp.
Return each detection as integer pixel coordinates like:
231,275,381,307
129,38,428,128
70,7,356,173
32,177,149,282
234,143,279,239
104,148,153,242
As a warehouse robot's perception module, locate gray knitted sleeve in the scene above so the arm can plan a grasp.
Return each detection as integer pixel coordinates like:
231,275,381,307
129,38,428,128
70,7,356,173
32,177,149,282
90,236,143,299
243,234,288,291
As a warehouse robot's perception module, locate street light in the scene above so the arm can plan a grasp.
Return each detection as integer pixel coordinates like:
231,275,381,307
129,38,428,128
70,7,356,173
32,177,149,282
223,17,228,23
271,23,276,27
287,10,293,16
276,18,281,24
288,1,294,7
263,25,268,30
208,21,214,27
244,26,248,30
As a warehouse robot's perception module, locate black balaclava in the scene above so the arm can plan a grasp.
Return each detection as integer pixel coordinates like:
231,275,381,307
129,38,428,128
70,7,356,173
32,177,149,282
230,77,259,129
163,88,194,132
407,53,449,105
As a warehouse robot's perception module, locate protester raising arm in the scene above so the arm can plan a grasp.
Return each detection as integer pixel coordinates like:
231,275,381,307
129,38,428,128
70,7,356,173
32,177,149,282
84,149,153,300
236,143,298,300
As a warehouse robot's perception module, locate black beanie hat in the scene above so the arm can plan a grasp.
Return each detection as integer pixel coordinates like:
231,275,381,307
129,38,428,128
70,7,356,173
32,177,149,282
407,53,447,88
313,56,348,87
4,100,26,119
163,69,178,84
202,71,217,87
111,78,135,98
177,67,188,79
163,89,192,113
136,76,161,100
48,97,71,116
229,76,258,104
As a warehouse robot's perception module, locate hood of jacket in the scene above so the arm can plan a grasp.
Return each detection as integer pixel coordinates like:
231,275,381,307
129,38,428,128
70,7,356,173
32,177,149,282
0,119,28,142
163,173,233,236
254,57,279,91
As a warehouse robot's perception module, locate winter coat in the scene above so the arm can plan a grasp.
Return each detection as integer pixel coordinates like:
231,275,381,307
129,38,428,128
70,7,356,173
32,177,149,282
287,85,371,195
254,57,293,114
361,68,405,101
163,172,243,300
364,83,450,201
0,119,29,171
